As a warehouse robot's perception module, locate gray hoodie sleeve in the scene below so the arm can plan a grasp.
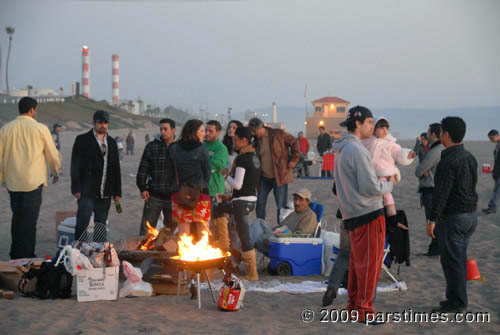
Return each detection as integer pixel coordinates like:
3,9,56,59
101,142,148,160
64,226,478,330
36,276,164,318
415,146,439,178
353,147,393,197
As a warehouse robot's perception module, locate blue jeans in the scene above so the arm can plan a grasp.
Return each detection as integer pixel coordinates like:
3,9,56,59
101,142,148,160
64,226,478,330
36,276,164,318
256,176,288,223
248,218,274,255
213,200,255,252
139,195,172,235
438,212,477,307
9,185,43,259
488,177,500,209
75,197,112,242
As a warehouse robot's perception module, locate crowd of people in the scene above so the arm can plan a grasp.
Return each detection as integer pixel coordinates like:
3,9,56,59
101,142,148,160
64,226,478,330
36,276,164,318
0,96,497,324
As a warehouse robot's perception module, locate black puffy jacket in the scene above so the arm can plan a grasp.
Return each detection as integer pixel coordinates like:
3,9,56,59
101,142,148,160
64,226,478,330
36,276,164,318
166,140,211,194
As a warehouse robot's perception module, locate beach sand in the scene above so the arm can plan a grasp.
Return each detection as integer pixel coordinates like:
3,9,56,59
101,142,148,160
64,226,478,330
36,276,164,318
0,129,498,334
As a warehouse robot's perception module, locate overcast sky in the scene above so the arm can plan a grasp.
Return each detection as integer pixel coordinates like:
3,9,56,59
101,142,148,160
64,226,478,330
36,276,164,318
1,0,499,115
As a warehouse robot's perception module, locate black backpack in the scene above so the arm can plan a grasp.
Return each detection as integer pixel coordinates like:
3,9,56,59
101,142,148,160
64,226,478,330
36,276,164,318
18,261,73,299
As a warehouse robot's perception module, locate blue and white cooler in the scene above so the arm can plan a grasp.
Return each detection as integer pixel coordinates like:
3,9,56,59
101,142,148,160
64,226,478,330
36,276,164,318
57,217,76,250
267,236,323,276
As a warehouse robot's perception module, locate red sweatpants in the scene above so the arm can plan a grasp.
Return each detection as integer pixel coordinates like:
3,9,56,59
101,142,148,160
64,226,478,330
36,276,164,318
347,215,386,321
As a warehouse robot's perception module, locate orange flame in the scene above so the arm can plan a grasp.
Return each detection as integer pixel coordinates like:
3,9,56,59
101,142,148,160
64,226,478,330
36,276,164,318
140,221,159,251
177,230,229,261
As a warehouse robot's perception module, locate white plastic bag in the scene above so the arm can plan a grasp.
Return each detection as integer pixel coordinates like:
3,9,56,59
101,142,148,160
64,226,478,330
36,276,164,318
320,231,340,276
119,261,153,297
56,245,93,276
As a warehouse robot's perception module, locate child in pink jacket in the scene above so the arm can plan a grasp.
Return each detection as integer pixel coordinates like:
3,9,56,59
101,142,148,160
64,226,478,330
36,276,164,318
362,117,416,226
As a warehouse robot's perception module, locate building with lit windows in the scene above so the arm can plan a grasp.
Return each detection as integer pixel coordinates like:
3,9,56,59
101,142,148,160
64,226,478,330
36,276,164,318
305,96,350,138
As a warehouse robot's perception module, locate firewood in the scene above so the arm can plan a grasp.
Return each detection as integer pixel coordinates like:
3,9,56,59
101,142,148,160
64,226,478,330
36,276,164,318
3,290,14,299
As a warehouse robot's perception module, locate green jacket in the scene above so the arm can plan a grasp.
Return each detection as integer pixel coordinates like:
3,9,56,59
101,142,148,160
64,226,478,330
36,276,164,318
204,139,228,196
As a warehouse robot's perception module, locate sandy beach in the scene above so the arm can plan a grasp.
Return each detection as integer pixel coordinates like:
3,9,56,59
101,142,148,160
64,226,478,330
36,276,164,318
0,129,498,334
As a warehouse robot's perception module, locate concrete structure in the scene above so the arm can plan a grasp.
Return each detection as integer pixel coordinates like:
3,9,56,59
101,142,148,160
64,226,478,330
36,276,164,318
8,88,60,97
305,96,350,138
81,46,90,98
272,102,277,123
244,110,257,121
118,99,145,115
112,54,119,104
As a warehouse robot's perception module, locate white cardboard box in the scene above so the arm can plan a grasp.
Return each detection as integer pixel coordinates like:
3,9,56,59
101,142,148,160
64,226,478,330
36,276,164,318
77,266,119,302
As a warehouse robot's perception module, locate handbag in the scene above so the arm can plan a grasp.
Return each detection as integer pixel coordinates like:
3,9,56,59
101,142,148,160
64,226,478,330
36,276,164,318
173,147,201,210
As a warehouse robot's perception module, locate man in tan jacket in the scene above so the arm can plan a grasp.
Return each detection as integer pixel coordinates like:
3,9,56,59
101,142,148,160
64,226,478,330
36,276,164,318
248,118,300,224
0,97,61,259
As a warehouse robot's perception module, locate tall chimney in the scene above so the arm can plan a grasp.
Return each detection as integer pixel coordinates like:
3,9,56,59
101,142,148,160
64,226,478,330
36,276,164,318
81,46,90,98
112,54,119,104
272,102,277,123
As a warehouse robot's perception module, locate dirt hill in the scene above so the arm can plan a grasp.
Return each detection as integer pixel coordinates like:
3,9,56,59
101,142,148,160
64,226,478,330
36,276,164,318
0,97,161,131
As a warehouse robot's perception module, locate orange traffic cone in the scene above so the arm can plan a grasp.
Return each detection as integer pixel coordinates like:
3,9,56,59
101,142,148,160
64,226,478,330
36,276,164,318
467,258,484,281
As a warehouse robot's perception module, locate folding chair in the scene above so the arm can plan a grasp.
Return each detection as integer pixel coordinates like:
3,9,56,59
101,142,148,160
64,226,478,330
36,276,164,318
381,236,400,285
309,202,325,238
261,202,325,273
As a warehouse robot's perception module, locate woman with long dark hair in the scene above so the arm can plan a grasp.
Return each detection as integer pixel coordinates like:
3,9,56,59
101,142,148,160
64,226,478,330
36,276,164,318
222,120,243,170
213,127,261,280
167,119,211,235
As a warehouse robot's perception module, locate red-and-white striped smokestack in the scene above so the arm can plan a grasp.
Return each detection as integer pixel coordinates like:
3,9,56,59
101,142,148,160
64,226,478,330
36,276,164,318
112,54,119,104
81,45,90,98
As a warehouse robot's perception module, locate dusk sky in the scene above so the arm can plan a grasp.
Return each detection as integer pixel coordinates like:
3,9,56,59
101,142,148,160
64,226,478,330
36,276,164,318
1,0,499,116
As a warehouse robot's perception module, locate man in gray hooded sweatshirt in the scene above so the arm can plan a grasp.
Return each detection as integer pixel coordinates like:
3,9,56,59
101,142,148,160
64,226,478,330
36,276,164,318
330,106,396,325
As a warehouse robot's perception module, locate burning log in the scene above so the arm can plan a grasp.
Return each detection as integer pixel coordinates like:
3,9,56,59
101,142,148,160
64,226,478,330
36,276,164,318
138,221,159,251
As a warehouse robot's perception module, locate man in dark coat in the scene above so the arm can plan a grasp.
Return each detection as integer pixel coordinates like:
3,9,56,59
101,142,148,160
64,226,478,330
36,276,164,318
71,110,122,241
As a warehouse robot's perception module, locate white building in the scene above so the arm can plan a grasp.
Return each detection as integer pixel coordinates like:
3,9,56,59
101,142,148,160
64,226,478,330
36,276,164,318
9,87,60,97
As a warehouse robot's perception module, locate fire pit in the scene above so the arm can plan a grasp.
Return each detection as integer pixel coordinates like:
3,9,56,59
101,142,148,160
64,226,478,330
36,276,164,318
168,254,230,308
119,224,231,309
167,231,231,309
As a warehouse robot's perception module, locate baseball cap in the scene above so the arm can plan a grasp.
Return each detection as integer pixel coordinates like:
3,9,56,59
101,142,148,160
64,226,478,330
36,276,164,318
339,106,373,127
293,188,312,201
93,110,110,122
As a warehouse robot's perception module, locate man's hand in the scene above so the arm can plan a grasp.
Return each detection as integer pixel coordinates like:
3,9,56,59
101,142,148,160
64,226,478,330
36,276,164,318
288,161,296,169
141,191,150,201
221,168,228,178
114,196,121,203
52,175,59,184
408,151,416,159
427,220,436,238
74,192,81,200
423,170,430,177
397,223,409,231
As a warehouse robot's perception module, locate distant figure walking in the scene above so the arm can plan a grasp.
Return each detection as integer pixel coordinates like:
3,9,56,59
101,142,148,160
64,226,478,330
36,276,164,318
317,126,332,177
0,97,61,259
115,136,124,160
52,123,63,175
297,131,310,177
482,129,500,215
126,129,136,155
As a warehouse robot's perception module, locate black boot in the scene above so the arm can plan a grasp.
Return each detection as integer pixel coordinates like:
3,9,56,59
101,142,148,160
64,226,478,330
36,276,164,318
322,287,336,307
